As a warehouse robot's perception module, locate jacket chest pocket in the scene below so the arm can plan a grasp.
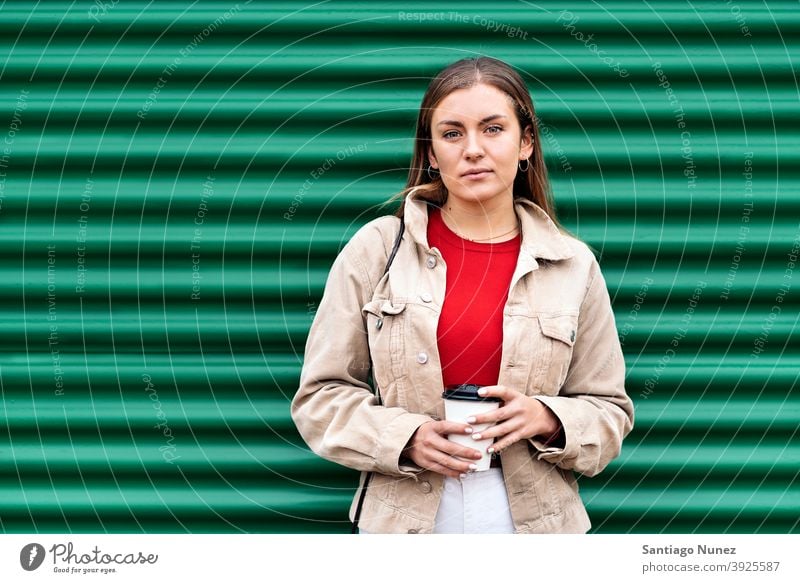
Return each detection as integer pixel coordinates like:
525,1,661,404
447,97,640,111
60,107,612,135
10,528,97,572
361,299,408,405
530,312,578,395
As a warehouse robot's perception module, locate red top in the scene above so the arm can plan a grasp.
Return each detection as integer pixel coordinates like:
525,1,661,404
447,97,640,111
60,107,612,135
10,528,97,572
426,206,521,388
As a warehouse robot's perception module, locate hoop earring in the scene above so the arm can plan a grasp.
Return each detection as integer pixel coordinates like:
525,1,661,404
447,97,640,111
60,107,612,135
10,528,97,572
518,158,530,172
427,165,440,180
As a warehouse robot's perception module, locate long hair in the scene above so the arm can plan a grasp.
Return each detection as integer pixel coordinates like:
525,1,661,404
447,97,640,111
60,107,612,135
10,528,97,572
386,56,561,228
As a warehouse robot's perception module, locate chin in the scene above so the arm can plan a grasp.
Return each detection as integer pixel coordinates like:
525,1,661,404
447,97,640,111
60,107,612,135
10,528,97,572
447,184,509,204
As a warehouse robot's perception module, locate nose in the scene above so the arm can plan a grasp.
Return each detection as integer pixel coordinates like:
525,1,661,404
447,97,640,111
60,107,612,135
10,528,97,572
463,130,484,159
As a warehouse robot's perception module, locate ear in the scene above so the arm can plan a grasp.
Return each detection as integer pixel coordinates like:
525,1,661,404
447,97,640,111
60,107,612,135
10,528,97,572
427,147,438,170
520,125,533,160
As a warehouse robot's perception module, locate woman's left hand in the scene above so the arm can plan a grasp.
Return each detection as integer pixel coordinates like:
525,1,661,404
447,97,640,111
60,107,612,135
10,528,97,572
466,385,562,454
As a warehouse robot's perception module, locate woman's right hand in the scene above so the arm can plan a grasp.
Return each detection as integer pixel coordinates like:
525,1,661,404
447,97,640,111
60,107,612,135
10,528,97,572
401,421,484,479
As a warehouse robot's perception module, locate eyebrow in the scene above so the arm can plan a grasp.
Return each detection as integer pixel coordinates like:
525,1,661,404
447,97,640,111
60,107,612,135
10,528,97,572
436,114,508,128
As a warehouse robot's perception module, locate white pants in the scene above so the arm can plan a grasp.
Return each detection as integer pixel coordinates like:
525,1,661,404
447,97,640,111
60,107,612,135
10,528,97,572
359,468,515,534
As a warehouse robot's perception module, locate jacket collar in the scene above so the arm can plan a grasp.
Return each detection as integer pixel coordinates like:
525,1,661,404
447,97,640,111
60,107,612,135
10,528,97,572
403,188,575,262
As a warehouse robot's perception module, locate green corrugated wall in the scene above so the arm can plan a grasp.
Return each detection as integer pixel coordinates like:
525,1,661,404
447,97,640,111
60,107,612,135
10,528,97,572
1,1,797,533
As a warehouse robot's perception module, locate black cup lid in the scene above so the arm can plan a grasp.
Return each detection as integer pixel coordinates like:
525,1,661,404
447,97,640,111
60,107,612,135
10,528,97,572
442,383,502,402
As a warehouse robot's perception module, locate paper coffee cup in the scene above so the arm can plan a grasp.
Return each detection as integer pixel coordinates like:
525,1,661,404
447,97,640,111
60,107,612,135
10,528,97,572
442,384,502,471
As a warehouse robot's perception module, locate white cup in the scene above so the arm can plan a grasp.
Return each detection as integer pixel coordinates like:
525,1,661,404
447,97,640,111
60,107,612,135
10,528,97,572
442,384,502,471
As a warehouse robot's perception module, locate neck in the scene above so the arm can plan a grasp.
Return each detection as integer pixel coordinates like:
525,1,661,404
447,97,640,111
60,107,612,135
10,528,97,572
439,194,519,242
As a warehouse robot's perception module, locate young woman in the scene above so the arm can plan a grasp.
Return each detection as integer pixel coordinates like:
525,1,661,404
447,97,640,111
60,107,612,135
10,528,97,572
291,56,634,534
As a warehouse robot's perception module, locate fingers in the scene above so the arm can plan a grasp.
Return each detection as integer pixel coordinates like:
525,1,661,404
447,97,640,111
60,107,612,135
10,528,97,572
467,404,511,426
470,418,515,442
476,384,508,400
465,385,513,425
429,421,483,462
416,448,475,479
432,419,474,436
427,461,461,479
486,428,525,455
427,449,479,479
426,426,482,464
468,395,553,444
408,421,484,478
445,442,483,463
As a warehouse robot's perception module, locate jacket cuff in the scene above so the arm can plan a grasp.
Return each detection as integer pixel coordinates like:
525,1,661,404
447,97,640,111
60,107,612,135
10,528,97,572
527,396,580,464
376,412,432,479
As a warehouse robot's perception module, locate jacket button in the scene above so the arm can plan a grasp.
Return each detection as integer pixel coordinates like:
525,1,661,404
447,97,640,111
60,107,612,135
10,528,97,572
419,481,432,493
420,292,432,303
416,351,428,364
426,256,437,269
570,330,576,342
407,528,419,534
375,318,383,330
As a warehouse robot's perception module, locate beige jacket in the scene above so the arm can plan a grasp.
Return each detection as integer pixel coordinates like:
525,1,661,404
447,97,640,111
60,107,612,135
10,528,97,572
291,189,634,533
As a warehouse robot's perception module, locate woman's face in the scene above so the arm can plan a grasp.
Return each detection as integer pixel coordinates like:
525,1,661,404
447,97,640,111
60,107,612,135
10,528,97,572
427,83,532,207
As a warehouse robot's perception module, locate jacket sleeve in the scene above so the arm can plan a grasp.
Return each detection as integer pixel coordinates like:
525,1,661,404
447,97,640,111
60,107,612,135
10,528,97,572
290,228,432,478
528,258,634,477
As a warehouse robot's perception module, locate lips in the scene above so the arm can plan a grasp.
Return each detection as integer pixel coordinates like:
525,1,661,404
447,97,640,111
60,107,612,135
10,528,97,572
461,168,492,178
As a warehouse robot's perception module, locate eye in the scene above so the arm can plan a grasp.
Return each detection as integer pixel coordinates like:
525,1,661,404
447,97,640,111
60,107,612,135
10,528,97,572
442,130,460,139
485,125,503,134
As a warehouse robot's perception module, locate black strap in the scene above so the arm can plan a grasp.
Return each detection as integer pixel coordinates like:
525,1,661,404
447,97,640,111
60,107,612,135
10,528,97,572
383,217,405,276
351,216,404,534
